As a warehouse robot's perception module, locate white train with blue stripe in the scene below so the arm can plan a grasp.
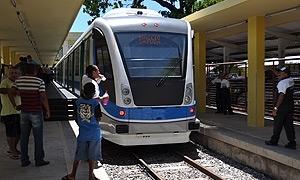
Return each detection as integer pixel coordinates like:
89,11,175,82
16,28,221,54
55,8,199,146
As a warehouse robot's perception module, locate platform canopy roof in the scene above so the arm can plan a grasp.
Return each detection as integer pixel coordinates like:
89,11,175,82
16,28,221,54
184,0,300,63
0,0,84,65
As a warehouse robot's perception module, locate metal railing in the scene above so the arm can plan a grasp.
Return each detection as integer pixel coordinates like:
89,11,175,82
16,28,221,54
205,58,300,121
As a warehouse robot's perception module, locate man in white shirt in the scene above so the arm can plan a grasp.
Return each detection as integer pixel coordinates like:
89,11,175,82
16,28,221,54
81,65,107,100
211,75,222,113
220,74,233,115
265,66,296,149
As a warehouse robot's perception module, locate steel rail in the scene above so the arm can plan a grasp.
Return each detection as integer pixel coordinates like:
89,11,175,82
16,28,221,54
175,151,225,180
132,152,164,180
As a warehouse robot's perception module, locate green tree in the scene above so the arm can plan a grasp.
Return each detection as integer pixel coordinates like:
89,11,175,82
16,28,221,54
83,0,224,24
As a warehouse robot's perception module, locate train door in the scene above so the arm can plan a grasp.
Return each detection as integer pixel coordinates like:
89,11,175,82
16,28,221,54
92,28,116,103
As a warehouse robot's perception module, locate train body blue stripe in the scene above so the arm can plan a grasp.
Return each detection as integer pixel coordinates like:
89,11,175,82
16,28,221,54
102,101,195,120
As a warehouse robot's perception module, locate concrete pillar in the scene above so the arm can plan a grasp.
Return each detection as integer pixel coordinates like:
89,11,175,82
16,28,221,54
223,47,232,73
10,51,15,65
223,47,231,62
247,16,265,127
194,32,206,113
0,41,3,64
14,54,21,65
3,47,10,65
278,38,289,66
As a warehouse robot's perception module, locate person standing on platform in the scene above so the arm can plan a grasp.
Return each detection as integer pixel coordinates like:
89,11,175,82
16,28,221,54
9,63,51,167
0,66,21,160
220,74,233,115
15,56,27,75
211,74,222,113
62,82,102,180
265,66,296,149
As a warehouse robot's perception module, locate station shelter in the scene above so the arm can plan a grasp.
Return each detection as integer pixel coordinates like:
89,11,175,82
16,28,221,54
184,0,300,127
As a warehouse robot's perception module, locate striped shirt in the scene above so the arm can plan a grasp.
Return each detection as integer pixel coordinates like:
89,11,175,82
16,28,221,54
13,76,45,112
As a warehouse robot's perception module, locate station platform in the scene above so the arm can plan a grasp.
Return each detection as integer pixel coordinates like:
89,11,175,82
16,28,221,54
0,82,110,180
1,82,299,179
191,109,300,180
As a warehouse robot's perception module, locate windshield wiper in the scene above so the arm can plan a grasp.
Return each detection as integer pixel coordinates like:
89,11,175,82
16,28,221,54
155,59,182,87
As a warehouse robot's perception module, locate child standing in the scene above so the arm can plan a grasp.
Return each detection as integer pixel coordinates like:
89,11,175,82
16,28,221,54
62,82,102,180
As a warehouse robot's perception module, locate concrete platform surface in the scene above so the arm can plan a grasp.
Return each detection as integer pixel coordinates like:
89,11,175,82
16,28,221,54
194,108,300,180
0,120,110,180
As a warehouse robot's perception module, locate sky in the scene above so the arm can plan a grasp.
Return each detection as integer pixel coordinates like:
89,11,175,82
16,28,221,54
70,1,167,32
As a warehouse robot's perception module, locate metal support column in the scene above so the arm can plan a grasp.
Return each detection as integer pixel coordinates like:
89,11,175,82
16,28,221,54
247,16,265,127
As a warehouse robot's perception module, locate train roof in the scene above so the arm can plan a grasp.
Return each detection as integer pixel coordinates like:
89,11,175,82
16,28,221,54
96,8,189,34
96,16,188,34
55,8,190,67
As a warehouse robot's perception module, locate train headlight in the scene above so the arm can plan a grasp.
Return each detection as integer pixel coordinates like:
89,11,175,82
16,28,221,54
121,87,130,96
184,95,192,104
123,97,132,105
184,83,193,104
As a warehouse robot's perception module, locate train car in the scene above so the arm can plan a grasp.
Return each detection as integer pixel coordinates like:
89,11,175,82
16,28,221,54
55,8,199,146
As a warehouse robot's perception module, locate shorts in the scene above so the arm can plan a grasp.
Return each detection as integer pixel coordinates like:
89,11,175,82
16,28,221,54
2,114,21,137
74,139,101,161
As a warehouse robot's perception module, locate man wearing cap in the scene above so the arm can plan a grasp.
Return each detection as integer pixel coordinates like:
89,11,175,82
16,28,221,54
265,66,296,149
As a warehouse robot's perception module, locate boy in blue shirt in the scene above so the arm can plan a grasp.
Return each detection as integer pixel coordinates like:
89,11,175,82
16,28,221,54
62,82,102,180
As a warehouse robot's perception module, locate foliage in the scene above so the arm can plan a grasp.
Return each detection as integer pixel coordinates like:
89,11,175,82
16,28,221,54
83,0,224,24
193,0,224,11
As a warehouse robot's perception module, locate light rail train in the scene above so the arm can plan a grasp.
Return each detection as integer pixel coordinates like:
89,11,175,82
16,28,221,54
54,8,199,146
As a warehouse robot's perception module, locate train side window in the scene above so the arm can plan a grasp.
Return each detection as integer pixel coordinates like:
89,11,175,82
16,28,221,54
102,46,113,79
74,48,80,76
83,38,91,70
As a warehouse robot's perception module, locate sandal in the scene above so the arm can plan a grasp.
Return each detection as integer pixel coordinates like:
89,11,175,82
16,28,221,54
61,175,74,180
8,154,20,160
91,174,100,180
7,150,21,155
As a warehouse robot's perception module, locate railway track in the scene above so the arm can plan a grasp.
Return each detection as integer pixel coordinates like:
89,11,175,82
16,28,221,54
131,149,225,180
102,141,270,180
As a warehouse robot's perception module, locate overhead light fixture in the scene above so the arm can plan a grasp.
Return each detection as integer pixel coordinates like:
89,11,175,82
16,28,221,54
10,0,16,8
266,5,300,17
14,10,41,61
207,20,247,34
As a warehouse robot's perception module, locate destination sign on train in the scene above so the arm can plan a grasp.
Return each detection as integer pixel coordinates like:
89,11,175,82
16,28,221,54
138,34,160,45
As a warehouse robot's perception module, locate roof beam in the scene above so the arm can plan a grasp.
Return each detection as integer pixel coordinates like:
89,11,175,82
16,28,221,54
266,29,300,42
209,40,244,50
209,39,277,57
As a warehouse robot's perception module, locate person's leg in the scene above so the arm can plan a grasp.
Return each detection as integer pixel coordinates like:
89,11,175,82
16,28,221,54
223,89,230,114
65,141,88,179
88,160,95,180
4,117,14,153
31,112,46,163
283,112,296,148
64,160,80,179
220,89,226,114
11,115,21,155
88,140,101,179
20,113,32,165
216,90,222,112
269,112,285,144
227,93,233,114
14,115,21,154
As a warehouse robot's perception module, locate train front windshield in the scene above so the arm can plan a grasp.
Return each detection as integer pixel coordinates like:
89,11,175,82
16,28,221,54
115,32,187,78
